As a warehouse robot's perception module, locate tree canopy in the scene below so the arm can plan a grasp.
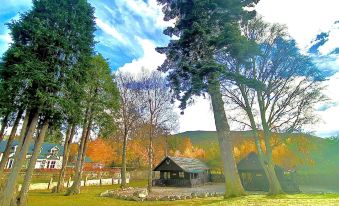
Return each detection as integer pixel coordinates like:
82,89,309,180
156,0,259,110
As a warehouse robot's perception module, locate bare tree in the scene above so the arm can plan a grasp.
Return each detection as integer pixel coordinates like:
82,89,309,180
115,72,142,188
135,70,178,192
220,18,326,195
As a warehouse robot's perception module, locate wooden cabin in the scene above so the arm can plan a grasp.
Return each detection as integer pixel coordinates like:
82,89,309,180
237,152,300,193
152,156,210,187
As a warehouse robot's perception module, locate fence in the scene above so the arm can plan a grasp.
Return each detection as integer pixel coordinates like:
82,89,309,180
19,176,130,191
129,170,148,180
4,168,130,191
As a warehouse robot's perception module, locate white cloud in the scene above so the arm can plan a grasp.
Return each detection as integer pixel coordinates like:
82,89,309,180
123,0,174,28
95,18,128,45
117,37,166,74
256,0,339,49
318,26,339,55
176,96,216,132
314,73,339,136
0,33,12,44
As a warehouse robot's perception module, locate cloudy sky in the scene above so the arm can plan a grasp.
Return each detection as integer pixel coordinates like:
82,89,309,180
0,0,338,137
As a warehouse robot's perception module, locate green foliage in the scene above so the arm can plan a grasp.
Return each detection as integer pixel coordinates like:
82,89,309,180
45,126,63,144
156,0,259,109
84,54,120,137
328,135,339,142
0,0,96,124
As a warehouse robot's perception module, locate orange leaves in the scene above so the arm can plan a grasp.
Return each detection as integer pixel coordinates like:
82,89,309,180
168,136,206,159
233,139,257,161
232,133,315,169
86,138,115,165
83,131,315,171
69,143,79,162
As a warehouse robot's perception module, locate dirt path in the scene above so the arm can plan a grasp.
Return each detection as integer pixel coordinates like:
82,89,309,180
151,184,339,196
151,183,226,196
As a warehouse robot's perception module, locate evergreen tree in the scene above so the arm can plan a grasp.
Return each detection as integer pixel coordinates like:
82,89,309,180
66,54,120,196
0,0,96,205
156,0,260,197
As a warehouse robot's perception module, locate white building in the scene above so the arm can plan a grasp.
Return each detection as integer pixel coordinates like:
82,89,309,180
0,140,63,170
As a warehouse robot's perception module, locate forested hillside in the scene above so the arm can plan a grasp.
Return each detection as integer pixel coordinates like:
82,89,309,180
175,131,339,179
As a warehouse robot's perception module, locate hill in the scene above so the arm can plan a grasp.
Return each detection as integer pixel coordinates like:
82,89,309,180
175,130,257,146
175,130,339,187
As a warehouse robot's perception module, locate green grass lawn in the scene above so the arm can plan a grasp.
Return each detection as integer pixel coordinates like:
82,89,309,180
27,181,339,206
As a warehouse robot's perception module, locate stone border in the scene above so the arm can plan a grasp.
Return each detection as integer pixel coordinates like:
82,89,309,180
100,188,224,202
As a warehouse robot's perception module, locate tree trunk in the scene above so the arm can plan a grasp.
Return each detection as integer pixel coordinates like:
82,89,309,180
66,116,92,196
0,110,23,180
15,112,32,159
75,118,92,194
257,92,284,195
55,125,75,193
208,80,245,198
147,93,154,193
120,131,128,188
0,114,9,142
247,113,281,195
65,128,86,196
238,85,283,195
263,131,284,195
0,111,39,206
147,124,153,193
17,119,49,206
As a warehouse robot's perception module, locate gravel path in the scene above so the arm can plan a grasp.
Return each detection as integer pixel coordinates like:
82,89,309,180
151,183,226,196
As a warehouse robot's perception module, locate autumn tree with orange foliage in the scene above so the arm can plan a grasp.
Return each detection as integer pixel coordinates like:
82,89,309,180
201,132,315,173
167,137,205,160
86,138,115,165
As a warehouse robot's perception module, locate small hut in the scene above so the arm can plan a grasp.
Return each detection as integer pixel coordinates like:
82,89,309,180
152,156,210,187
237,152,300,193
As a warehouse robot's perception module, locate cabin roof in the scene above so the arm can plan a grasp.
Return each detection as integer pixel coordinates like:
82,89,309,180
154,156,209,173
237,152,284,171
237,152,263,171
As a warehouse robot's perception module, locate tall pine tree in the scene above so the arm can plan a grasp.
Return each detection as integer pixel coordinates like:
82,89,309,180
157,0,260,197
0,0,96,205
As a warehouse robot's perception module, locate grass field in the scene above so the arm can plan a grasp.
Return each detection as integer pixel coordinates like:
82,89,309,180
27,181,339,206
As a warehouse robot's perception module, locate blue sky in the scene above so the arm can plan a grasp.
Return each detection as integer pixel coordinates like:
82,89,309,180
0,0,339,136
0,0,171,70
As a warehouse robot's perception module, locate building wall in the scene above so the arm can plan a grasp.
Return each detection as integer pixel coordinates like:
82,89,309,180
35,158,63,169
0,152,63,170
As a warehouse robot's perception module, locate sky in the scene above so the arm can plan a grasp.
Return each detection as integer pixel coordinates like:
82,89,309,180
0,0,338,137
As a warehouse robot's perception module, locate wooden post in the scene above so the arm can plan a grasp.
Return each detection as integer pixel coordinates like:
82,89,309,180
67,176,71,188
47,177,53,190
97,171,101,186
84,175,88,187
